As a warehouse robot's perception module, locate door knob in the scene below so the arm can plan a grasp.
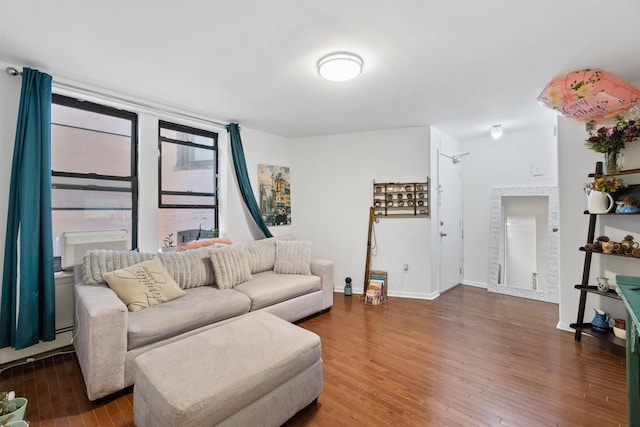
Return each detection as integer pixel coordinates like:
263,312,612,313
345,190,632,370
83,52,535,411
440,232,447,237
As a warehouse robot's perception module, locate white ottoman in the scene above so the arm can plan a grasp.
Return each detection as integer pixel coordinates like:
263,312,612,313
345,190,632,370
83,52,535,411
133,311,322,427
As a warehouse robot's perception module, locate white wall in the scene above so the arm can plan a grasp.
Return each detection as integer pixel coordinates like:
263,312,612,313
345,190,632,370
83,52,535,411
290,127,433,298
222,127,295,242
0,62,22,285
460,126,558,287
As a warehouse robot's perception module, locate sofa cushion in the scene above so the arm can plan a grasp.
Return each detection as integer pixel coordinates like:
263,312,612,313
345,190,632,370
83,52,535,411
102,257,186,312
275,233,297,241
83,247,215,289
240,238,276,274
274,240,312,275
127,286,251,350
209,245,252,289
233,270,321,311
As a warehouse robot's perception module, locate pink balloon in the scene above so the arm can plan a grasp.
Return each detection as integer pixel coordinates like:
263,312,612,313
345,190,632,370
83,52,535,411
537,69,640,121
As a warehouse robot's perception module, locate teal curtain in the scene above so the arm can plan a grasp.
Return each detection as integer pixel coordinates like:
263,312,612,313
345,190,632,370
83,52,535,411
226,123,273,238
1,68,55,349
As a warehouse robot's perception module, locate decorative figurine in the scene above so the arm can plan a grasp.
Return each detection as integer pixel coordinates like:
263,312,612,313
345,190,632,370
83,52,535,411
596,277,610,292
591,308,611,331
619,195,640,214
344,277,352,296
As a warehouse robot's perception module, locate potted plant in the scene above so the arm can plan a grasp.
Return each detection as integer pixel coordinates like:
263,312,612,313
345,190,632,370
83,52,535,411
161,233,176,252
0,391,27,424
586,116,640,173
585,176,628,193
584,176,628,213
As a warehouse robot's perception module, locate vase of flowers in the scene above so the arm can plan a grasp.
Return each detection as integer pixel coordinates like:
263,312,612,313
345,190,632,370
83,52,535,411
0,392,27,424
584,176,628,213
586,116,640,173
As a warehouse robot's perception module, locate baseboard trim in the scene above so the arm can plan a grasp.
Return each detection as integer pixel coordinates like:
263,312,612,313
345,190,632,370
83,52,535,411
0,331,73,365
336,289,438,300
462,280,487,288
388,290,440,300
556,322,574,333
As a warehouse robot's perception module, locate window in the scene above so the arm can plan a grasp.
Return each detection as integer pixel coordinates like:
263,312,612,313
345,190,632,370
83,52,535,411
51,94,138,253
158,121,218,248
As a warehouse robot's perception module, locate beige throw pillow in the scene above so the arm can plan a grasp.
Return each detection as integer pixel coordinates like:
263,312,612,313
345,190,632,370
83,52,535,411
241,238,277,274
102,257,185,312
209,245,252,289
274,240,311,275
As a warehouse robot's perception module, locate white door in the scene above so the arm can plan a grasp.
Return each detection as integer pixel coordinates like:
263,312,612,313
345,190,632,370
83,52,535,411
438,151,463,294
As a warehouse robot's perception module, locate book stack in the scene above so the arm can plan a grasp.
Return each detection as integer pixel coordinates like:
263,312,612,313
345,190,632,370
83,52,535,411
364,270,387,305
364,289,379,304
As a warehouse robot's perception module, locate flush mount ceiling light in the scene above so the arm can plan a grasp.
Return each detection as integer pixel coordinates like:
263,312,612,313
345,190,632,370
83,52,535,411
317,52,364,82
490,124,503,140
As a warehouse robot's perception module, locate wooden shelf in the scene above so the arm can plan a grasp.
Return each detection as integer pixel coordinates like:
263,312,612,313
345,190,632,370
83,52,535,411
373,181,429,218
583,210,640,215
570,323,626,348
579,247,640,259
573,284,621,300
588,167,640,178
572,162,631,357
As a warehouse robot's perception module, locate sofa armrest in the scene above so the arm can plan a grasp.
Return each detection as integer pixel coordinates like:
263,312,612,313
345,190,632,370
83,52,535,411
73,282,128,400
310,257,334,310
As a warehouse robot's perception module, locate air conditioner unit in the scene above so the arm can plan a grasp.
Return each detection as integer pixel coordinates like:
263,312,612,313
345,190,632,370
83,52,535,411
57,230,129,271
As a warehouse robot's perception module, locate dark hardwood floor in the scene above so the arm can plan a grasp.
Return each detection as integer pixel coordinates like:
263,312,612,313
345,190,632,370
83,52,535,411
0,285,627,426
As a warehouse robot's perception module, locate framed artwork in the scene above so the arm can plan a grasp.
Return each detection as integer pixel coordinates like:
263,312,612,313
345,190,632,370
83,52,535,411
258,164,291,226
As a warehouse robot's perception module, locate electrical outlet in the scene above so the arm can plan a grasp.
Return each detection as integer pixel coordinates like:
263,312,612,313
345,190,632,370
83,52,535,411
403,263,409,272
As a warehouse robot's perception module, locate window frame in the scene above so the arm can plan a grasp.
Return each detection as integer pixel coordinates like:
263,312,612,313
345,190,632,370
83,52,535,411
157,120,219,230
51,93,139,249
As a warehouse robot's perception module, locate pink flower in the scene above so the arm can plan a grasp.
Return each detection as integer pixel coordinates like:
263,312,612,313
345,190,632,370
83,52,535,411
606,128,614,137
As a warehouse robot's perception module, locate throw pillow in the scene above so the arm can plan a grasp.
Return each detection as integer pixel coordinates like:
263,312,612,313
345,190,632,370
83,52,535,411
83,249,155,286
241,238,276,274
209,245,252,289
274,240,312,275
102,257,185,312
83,248,216,289
176,237,233,252
158,247,216,289
275,233,297,241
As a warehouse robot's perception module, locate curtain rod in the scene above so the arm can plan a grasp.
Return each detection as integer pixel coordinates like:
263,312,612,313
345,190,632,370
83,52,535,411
5,66,231,129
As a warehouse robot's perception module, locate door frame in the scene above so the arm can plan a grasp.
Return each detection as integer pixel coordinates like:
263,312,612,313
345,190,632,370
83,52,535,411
430,129,464,299
487,186,559,303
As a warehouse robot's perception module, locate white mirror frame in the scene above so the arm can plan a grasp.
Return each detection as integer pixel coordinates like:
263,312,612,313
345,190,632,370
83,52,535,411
488,186,559,303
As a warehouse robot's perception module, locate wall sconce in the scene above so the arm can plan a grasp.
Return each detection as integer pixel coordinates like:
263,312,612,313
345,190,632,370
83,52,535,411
317,52,364,82
491,124,503,140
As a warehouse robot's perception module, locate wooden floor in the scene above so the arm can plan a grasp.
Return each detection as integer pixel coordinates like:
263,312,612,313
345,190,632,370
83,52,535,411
0,285,627,426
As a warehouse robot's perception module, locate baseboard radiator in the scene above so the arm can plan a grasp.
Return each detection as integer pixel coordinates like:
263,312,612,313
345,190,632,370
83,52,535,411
0,272,75,364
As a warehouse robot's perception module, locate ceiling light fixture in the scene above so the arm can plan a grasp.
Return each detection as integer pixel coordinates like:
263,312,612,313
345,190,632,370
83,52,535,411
317,52,364,82
490,124,503,140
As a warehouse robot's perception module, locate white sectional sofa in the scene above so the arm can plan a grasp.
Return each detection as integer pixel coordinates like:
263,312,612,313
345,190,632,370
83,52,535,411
72,237,334,401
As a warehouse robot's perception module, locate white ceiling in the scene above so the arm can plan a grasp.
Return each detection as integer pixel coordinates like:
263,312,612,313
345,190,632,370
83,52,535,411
1,0,639,140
